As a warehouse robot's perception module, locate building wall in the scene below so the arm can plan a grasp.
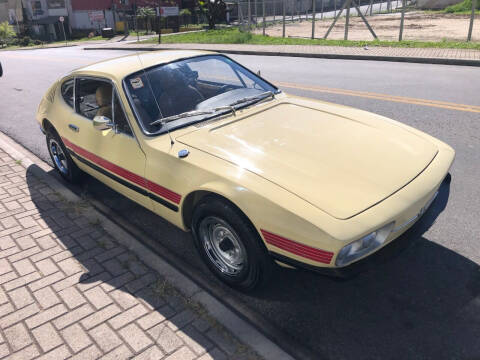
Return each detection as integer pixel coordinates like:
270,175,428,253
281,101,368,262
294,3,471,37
70,9,115,30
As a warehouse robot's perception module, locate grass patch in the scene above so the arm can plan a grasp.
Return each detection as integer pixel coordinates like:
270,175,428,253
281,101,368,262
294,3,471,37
140,27,480,49
444,0,480,13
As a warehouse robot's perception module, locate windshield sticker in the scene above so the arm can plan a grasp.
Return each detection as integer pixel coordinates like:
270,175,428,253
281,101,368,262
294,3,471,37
130,77,144,89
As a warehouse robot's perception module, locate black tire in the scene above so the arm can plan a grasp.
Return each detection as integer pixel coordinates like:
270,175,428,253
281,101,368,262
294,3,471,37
191,195,274,292
46,128,83,183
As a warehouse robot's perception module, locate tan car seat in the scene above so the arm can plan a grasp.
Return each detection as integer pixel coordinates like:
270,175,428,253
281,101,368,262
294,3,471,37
96,85,112,118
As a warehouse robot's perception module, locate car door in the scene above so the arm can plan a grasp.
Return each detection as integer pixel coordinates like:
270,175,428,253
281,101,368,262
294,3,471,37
62,76,151,209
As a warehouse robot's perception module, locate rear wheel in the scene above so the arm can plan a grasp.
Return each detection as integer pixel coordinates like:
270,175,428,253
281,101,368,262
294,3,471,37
46,129,83,183
192,196,274,292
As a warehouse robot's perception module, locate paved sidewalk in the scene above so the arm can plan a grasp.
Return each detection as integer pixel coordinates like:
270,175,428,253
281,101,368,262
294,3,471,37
0,146,266,359
85,42,480,66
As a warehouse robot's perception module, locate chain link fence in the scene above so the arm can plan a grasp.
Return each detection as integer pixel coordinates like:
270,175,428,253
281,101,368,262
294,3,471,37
230,0,478,42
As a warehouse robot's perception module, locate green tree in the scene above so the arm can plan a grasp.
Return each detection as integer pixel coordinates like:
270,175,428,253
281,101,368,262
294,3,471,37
198,0,226,30
0,21,15,47
136,7,156,34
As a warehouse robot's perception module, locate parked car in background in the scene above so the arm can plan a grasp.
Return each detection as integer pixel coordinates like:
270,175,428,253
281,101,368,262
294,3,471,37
36,51,454,291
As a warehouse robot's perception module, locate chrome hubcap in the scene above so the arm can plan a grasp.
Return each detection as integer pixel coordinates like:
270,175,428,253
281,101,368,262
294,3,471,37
199,216,247,275
49,139,68,175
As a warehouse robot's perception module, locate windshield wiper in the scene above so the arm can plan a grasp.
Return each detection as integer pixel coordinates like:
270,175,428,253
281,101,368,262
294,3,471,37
228,91,274,107
149,105,236,127
149,91,274,127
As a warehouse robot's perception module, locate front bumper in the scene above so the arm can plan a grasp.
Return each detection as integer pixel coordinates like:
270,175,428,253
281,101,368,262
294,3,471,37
269,144,455,272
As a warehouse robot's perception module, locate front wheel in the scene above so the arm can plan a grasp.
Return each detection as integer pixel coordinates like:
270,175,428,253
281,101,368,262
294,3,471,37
46,129,83,183
192,196,274,292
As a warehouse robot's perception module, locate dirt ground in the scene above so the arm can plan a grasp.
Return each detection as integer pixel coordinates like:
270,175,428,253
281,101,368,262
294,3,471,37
254,11,479,42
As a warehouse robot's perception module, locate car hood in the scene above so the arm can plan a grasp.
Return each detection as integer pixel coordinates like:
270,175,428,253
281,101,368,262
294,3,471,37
177,101,438,219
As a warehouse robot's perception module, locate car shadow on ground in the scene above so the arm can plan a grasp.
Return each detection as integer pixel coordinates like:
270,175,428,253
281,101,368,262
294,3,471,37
252,175,480,359
35,165,480,360
25,165,235,359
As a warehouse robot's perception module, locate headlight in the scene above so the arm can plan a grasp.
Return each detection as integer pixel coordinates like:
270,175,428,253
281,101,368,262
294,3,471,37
335,222,394,266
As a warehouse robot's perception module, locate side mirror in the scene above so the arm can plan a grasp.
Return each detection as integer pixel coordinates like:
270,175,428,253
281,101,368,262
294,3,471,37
93,116,114,131
0,62,3,77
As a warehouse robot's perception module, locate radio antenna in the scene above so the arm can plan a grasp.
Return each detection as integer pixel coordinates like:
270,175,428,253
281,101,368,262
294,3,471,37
135,51,174,146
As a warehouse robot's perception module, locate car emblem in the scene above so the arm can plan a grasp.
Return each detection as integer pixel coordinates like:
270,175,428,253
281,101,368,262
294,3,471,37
178,149,189,158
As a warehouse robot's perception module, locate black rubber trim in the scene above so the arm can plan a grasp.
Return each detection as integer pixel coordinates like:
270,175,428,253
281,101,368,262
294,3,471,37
68,149,179,212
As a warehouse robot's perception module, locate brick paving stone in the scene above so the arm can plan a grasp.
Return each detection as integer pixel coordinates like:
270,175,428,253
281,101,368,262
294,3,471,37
35,345,71,360
0,303,39,328
8,286,34,308
53,303,93,330
4,271,41,291
108,303,148,330
0,258,12,274
57,257,84,276
70,344,102,360
99,344,132,360
137,309,168,330
133,345,164,360
165,346,196,360
33,286,60,309
61,323,92,353
81,303,121,330
35,258,59,276
6,343,39,360
89,323,122,352
0,148,260,360
0,343,9,358
58,286,86,309
197,348,228,360
109,288,138,310
167,309,196,331
12,258,35,275
0,302,14,317
32,322,63,352
148,323,184,354
4,322,32,351
84,285,112,310
177,325,214,356
25,303,67,329
118,323,153,352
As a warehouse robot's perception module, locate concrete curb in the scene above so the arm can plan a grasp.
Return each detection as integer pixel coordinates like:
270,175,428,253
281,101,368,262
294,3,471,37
0,131,295,360
84,46,480,67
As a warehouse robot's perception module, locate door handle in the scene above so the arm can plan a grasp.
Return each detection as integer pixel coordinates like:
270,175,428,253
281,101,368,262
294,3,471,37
68,124,79,132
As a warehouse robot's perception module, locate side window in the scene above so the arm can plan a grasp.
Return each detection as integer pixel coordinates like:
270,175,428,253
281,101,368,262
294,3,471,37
61,79,74,108
75,78,112,120
113,92,133,136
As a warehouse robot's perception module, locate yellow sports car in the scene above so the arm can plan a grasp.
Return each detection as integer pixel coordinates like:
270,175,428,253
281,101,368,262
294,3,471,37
36,51,454,291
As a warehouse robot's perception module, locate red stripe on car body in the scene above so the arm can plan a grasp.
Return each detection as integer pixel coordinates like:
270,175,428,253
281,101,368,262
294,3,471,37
261,230,333,264
62,137,181,204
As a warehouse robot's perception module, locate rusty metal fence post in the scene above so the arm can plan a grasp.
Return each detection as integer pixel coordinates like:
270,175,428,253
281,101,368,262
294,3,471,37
262,0,266,34
312,0,316,38
467,0,477,41
399,0,406,41
282,0,286,37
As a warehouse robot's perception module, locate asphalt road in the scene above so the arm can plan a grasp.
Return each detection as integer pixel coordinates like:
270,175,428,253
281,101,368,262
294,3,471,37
1,47,479,360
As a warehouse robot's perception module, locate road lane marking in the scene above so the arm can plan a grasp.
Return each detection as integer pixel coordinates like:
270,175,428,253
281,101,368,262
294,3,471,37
277,81,480,113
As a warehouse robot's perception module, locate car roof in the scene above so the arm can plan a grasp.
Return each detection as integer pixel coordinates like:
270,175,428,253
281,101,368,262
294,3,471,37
73,50,214,80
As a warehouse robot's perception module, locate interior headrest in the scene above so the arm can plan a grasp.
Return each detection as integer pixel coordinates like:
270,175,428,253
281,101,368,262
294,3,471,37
96,85,112,107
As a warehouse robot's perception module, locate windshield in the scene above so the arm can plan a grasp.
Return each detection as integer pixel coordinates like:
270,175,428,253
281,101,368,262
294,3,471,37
124,55,278,135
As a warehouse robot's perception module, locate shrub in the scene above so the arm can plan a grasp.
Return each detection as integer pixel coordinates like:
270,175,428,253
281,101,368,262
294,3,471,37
0,21,15,47
444,0,480,13
19,36,31,46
